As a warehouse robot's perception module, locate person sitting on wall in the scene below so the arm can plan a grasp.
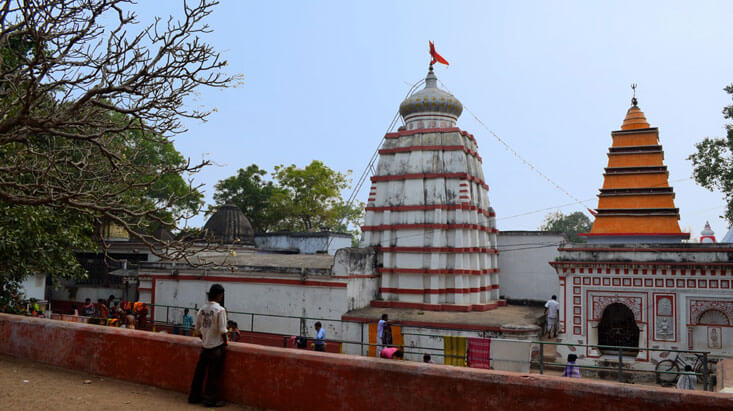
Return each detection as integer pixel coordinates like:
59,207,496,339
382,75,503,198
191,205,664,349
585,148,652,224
120,311,136,329
380,347,404,360
676,365,696,390
111,302,123,319
188,284,228,408
313,322,326,352
97,299,109,319
81,298,95,317
562,354,581,378
106,294,116,309
133,302,148,330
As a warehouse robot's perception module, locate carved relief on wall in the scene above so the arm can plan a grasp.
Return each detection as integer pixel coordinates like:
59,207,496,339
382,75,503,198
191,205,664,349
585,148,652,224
591,295,642,322
689,300,733,325
654,295,675,341
708,327,723,350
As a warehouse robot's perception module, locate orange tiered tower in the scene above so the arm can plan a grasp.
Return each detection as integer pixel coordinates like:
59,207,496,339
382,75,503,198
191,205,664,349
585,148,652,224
582,93,689,243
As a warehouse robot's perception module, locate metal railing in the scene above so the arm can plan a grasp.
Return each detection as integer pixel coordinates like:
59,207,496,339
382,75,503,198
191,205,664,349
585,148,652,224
534,340,713,391
79,303,717,390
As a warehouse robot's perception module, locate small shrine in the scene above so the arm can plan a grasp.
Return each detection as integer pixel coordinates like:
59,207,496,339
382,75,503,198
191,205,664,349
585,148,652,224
551,91,733,372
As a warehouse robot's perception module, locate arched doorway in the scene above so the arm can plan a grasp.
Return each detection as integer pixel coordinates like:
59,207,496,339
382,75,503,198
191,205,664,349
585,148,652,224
598,303,639,355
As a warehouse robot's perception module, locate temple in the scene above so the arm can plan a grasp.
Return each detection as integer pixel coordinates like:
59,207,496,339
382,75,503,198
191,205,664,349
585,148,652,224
551,94,733,374
583,94,689,243
701,221,717,243
361,65,501,311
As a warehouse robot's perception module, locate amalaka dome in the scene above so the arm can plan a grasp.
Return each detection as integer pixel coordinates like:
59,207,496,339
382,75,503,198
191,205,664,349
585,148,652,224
203,203,255,245
362,64,500,312
399,66,463,130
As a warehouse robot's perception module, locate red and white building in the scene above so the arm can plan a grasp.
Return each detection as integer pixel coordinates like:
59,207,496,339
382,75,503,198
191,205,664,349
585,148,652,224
551,98,733,367
361,66,501,312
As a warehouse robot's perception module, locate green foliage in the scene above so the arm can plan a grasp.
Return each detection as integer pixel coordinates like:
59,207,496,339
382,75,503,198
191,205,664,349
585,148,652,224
212,165,287,233
0,202,96,291
688,84,733,224
212,161,364,235
539,211,593,243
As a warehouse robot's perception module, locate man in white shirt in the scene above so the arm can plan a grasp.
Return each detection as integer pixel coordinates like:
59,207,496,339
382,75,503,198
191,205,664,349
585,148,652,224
545,295,560,338
188,284,228,407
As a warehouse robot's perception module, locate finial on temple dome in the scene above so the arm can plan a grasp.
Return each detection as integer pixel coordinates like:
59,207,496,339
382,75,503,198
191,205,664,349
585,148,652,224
631,83,638,107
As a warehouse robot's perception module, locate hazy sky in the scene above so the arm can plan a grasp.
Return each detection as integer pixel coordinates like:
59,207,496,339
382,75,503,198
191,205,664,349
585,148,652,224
134,1,733,239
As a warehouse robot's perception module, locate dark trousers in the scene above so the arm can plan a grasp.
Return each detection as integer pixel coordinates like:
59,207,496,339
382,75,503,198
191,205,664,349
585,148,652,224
314,344,325,352
189,344,226,403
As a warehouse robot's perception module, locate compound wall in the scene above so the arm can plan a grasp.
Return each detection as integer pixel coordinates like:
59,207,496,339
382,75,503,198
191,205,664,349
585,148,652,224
0,314,730,410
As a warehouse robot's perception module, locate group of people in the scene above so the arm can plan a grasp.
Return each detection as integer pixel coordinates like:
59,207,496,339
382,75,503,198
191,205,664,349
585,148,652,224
377,314,403,360
75,295,148,330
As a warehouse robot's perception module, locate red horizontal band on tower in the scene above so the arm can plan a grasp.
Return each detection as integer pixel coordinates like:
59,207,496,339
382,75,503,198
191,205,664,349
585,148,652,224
380,285,499,295
362,223,499,233
378,145,482,162
378,246,498,254
370,173,489,190
377,267,500,275
365,204,495,217
384,127,477,145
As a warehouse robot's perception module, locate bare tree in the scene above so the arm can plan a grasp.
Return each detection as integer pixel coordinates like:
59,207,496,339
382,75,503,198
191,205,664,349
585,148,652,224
0,0,234,260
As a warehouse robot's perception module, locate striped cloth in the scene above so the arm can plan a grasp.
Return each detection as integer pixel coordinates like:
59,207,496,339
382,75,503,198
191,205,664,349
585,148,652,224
468,337,491,369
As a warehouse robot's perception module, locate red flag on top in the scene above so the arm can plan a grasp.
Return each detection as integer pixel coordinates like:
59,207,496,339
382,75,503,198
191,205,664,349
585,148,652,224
429,41,449,66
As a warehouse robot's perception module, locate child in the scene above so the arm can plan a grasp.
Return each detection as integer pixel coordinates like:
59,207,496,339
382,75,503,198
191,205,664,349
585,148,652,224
227,320,241,342
563,354,581,378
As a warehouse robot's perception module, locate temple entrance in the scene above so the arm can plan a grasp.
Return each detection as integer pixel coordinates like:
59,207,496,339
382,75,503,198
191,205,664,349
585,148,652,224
598,303,639,355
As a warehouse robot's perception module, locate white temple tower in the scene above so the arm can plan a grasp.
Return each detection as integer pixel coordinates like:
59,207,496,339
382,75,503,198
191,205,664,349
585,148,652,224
361,66,501,312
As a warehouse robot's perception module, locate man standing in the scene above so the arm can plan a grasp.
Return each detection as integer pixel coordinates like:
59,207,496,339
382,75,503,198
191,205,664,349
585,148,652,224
545,295,560,338
313,322,326,352
182,308,194,336
377,314,388,357
188,284,228,407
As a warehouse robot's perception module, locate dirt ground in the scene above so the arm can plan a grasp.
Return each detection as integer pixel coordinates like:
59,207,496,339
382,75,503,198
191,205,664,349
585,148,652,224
0,355,256,410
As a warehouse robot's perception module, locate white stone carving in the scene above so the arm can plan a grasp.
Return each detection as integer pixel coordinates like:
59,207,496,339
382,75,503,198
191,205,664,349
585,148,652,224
591,295,642,321
690,300,733,325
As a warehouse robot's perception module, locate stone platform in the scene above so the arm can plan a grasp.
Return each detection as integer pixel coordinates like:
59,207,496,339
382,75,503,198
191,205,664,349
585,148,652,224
342,303,543,334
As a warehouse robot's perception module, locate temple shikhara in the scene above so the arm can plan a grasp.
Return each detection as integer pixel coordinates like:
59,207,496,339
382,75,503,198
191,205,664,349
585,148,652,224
552,95,733,370
583,94,689,243
361,66,501,311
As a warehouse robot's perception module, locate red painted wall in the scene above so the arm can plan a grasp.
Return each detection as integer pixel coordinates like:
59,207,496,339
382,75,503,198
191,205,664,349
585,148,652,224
1,314,731,410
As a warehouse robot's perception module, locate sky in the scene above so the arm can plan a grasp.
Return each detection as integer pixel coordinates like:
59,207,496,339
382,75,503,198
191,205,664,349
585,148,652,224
131,0,733,239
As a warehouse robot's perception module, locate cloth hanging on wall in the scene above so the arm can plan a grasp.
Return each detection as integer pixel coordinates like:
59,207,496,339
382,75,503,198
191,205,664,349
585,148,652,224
468,337,491,369
443,335,467,366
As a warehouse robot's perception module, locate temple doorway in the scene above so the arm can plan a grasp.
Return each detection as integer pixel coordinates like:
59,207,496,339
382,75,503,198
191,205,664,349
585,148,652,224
598,303,639,355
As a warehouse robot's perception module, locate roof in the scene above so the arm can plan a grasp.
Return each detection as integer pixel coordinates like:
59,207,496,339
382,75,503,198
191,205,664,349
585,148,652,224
189,251,334,270
203,203,255,245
